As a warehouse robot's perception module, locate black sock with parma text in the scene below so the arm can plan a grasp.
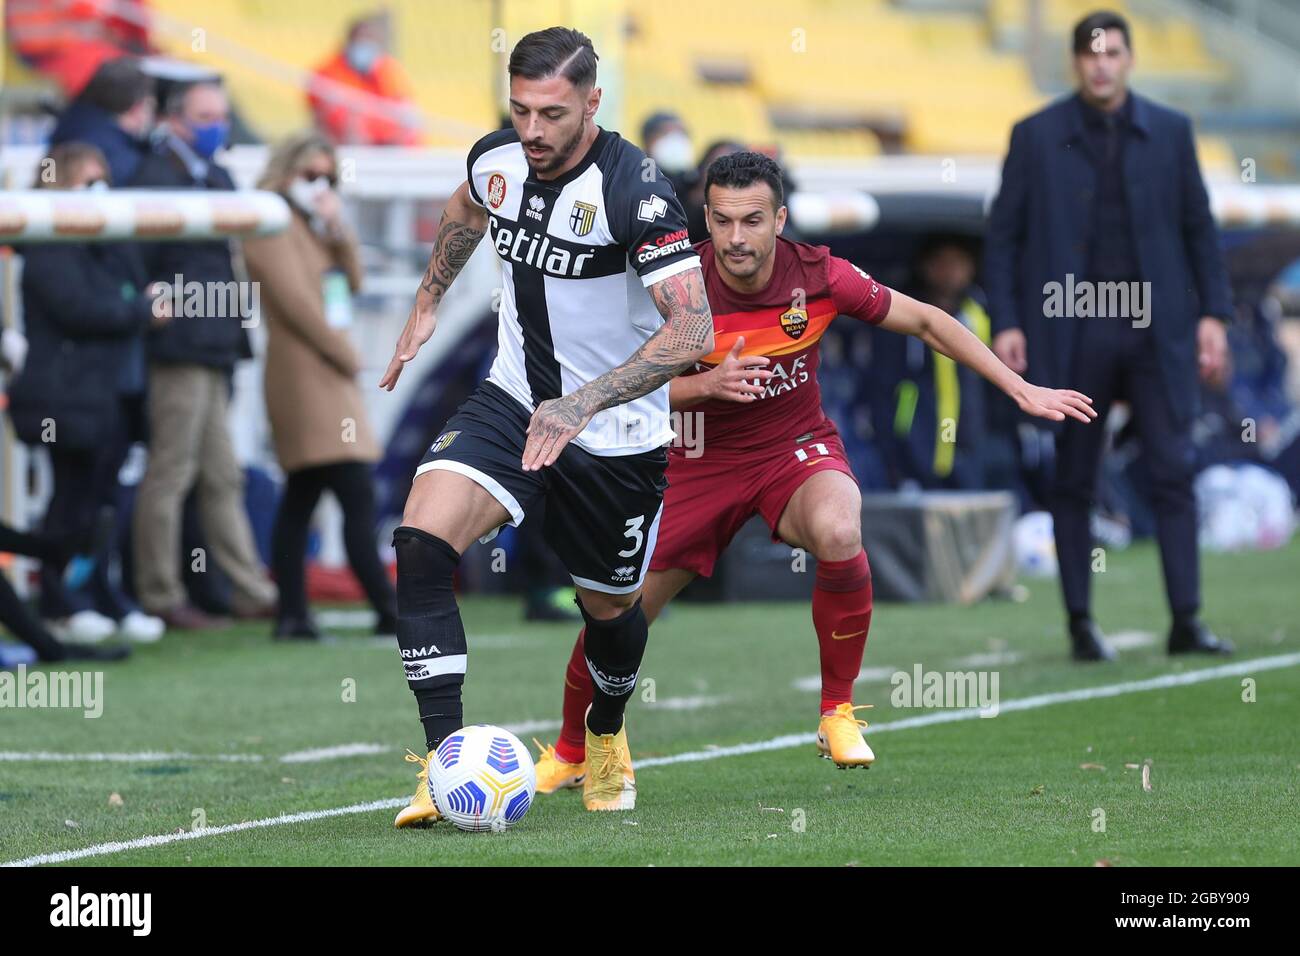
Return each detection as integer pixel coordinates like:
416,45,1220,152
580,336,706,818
393,526,467,753
581,596,648,736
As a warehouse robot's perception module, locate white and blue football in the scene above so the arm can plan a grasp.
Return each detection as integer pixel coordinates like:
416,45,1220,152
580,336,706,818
428,724,537,832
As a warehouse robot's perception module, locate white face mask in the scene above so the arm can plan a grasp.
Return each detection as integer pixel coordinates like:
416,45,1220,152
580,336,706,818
650,131,694,175
287,175,331,215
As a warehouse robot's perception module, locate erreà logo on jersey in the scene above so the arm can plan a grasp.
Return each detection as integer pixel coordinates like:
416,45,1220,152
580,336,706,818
780,306,809,339
490,215,596,278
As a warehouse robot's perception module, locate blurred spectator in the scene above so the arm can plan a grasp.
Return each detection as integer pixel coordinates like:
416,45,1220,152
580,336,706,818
307,13,423,146
870,234,999,491
49,57,156,186
130,81,278,630
685,139,744,244
640,111,697,199
6,142,167,644
0,523,130,663
245,132,397,640
5,0,154,97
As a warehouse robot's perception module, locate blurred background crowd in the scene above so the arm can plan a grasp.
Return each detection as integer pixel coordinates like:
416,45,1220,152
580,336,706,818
1,0,1299,664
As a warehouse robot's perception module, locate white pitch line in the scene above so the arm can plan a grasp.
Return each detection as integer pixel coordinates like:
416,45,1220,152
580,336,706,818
279,743,390,763
6,652,1298,867
2,799,407,867
792,666,897,692
0,751,263,763
1108,631,1158,650
641,652,1300,768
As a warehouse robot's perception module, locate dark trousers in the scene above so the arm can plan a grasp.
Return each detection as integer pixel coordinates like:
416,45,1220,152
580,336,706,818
271,461,396,624
38,394,144,620
1051,317,1200,619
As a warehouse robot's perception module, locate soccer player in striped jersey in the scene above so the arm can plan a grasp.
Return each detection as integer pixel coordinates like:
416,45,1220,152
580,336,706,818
380,28,713,824
533,152,1095,788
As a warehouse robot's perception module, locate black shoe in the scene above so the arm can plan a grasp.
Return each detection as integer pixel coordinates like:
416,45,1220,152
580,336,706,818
524,588,582,623
1168,619,1233,656
273,617,321,641
1069,618,1117,662
56,642,132,663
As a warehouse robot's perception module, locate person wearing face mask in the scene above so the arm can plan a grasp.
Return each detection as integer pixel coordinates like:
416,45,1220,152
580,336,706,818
8,142,169,645
641,111,697,199
128,80,279,631
307,14,423,146
243,133,397,640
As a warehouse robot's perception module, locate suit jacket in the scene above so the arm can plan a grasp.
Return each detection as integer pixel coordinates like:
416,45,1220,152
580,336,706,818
984,92,1232,423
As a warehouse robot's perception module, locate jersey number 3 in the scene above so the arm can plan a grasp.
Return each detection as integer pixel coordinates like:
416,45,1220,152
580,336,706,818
618,515,646,558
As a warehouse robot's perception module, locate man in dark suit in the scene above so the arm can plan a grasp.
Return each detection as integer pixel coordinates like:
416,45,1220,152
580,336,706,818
985,10,1234,661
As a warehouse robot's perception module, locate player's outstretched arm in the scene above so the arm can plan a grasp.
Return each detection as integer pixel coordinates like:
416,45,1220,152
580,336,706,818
522,266,715,470
379,181,487,391
878,291,1098,425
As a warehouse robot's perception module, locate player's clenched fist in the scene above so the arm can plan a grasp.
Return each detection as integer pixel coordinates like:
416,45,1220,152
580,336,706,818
706,336,772,403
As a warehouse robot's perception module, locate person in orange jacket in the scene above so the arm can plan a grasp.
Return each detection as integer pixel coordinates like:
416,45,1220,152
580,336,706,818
307,14,424,146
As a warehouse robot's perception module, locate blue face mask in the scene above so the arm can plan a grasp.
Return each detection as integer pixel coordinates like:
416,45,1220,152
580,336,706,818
346,40,381,75
189,121,229,159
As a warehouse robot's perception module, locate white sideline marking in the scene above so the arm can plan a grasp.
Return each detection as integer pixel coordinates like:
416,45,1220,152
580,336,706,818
792,666,897,692
0,751,263,763
644,694,728,711
279,743,389,763
6,652,1298,867
2,799,407,867
1108,631,1158,650
953,651,1023,667
642,653,1300,768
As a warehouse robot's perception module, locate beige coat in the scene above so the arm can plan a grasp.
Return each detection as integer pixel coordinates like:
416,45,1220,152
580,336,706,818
245,212,380,472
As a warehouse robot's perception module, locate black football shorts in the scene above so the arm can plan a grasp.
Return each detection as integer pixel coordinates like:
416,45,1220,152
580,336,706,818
416,381,668,594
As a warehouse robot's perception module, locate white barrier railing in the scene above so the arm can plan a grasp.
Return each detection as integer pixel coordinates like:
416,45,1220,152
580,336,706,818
0,189,291,242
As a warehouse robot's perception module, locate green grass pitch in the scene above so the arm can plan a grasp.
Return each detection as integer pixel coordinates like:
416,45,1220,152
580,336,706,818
2,539,1297,866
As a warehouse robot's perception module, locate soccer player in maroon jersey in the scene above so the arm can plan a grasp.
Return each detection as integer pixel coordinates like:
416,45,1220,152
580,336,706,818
533,152,1095,792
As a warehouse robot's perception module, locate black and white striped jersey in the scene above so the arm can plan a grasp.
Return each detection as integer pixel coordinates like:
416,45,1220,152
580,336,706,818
465,126,699,456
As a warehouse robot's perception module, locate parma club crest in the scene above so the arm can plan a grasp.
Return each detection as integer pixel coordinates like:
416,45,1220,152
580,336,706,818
569,201,597,237
779,307,809,339
431,430,460,453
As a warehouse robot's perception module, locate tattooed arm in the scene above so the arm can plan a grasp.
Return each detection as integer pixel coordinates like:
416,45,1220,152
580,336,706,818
379,181,487,390
521,266,715,470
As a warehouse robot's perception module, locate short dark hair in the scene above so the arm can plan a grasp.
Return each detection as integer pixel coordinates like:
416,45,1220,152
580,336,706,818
1072,10,1132,55
508,27,598,88
704,150,785,209
78,57,154,116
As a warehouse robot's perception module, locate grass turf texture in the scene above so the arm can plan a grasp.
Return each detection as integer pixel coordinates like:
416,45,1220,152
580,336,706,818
2,539,1297,866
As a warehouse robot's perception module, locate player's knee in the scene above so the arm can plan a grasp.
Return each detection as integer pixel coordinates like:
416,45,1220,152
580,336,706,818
576,587,639,621
393,526,460,594
811,518,862,563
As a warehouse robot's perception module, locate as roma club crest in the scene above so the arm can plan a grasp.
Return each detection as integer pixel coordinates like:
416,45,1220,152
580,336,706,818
569,201,597,237
431,430,460,453
486,173,507,209
779,307,809,339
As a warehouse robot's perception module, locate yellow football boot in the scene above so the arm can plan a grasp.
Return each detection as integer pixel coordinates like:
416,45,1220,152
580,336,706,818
816,703,875,768
583,719,636,811
393,749,444,828
533,738,586,794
